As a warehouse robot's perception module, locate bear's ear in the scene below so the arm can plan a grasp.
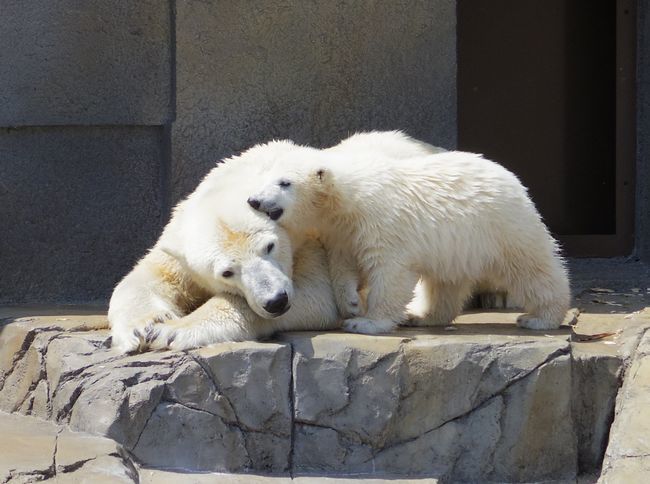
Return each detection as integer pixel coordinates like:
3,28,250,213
314,168,329,183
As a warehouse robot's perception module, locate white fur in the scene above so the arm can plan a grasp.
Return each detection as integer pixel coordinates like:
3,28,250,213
325,131,446,316
327,130,446,158
108,147,339,353
248,136,570,334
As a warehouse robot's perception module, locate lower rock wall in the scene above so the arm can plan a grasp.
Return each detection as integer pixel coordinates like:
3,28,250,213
0,315,587,481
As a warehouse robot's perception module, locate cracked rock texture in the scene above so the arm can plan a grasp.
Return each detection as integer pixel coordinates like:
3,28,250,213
599,327,650,482
0,411,137,483
0,314,292,474
0,311,597,481
285,331,575,481
4,306,650,481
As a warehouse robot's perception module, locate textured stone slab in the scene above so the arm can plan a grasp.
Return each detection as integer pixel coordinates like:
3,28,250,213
0,412,58,482
0,313,293,473
568,312,641,474
0,411,137,483
283,328,575,481
3,308,636,480
133,342,293,472
172,0,456,200
0,127,165,303
600,330,650,482
0,0,171,126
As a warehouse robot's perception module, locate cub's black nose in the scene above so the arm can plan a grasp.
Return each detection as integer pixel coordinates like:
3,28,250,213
268,208,284,221
264,291,289,315
247,197,261,210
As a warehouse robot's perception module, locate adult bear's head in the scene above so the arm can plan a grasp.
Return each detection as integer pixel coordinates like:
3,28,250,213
162,183,295,319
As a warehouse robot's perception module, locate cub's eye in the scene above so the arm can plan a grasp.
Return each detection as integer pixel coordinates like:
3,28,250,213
222,270,234,278
279,180,291,188
266,242,275,254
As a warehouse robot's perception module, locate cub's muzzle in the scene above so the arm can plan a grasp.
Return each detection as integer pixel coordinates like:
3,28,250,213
247,197,284,221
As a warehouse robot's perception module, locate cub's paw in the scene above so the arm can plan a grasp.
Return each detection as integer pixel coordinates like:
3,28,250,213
342,317,396,335
516,314,560,330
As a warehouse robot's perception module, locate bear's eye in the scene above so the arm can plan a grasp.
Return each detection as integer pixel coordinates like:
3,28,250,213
279,180,291,188
222,270,234,278
266,242,275,254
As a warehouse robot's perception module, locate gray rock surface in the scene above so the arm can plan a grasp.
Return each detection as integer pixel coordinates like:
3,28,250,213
600,327,650,482
0,309,604,481
0,0,171,126
572,348,623,473
3,306,650,480
286,331,575,481
0,411,137,483
0,314,292,473
568,308,650,476
0,127,165,303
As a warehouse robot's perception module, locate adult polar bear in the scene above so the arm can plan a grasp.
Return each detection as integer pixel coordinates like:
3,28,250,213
108,148,340,353
247,139,570,335
109,131,437,352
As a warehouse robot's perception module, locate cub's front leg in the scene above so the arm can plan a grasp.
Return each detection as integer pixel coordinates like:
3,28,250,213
343,261,419,335
325,240,365,318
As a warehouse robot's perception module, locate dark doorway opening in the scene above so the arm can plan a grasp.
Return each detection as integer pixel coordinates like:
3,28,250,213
458,0,635,257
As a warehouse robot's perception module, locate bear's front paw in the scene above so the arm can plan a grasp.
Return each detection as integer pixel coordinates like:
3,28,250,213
112,330,145,354
516,314,560,330
142,323,177,351
342,317,395,335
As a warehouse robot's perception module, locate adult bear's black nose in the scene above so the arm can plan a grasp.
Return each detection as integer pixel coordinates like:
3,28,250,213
247,197,261,210
264,291,289,316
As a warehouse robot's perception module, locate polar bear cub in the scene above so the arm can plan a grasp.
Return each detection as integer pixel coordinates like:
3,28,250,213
109,157,339,353
247,140,570,334
318,131,446,317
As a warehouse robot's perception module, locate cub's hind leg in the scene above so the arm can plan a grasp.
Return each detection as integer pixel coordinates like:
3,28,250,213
406,277,473,327
500,248,570,330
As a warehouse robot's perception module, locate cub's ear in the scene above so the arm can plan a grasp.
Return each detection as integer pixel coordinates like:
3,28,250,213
315,168,329,182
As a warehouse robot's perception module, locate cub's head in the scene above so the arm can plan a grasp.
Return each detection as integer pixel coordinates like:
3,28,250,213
246,146,333,230
168,186,295,319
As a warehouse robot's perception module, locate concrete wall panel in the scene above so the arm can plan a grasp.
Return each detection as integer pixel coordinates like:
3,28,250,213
0,127,165,303
171,0,457,200
0,0,172,126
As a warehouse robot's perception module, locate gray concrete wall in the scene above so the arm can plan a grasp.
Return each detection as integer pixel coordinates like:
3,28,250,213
0,0,457,303
637,0,650,261
0,0,173,126
172,0,457,200
0,127,165,302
